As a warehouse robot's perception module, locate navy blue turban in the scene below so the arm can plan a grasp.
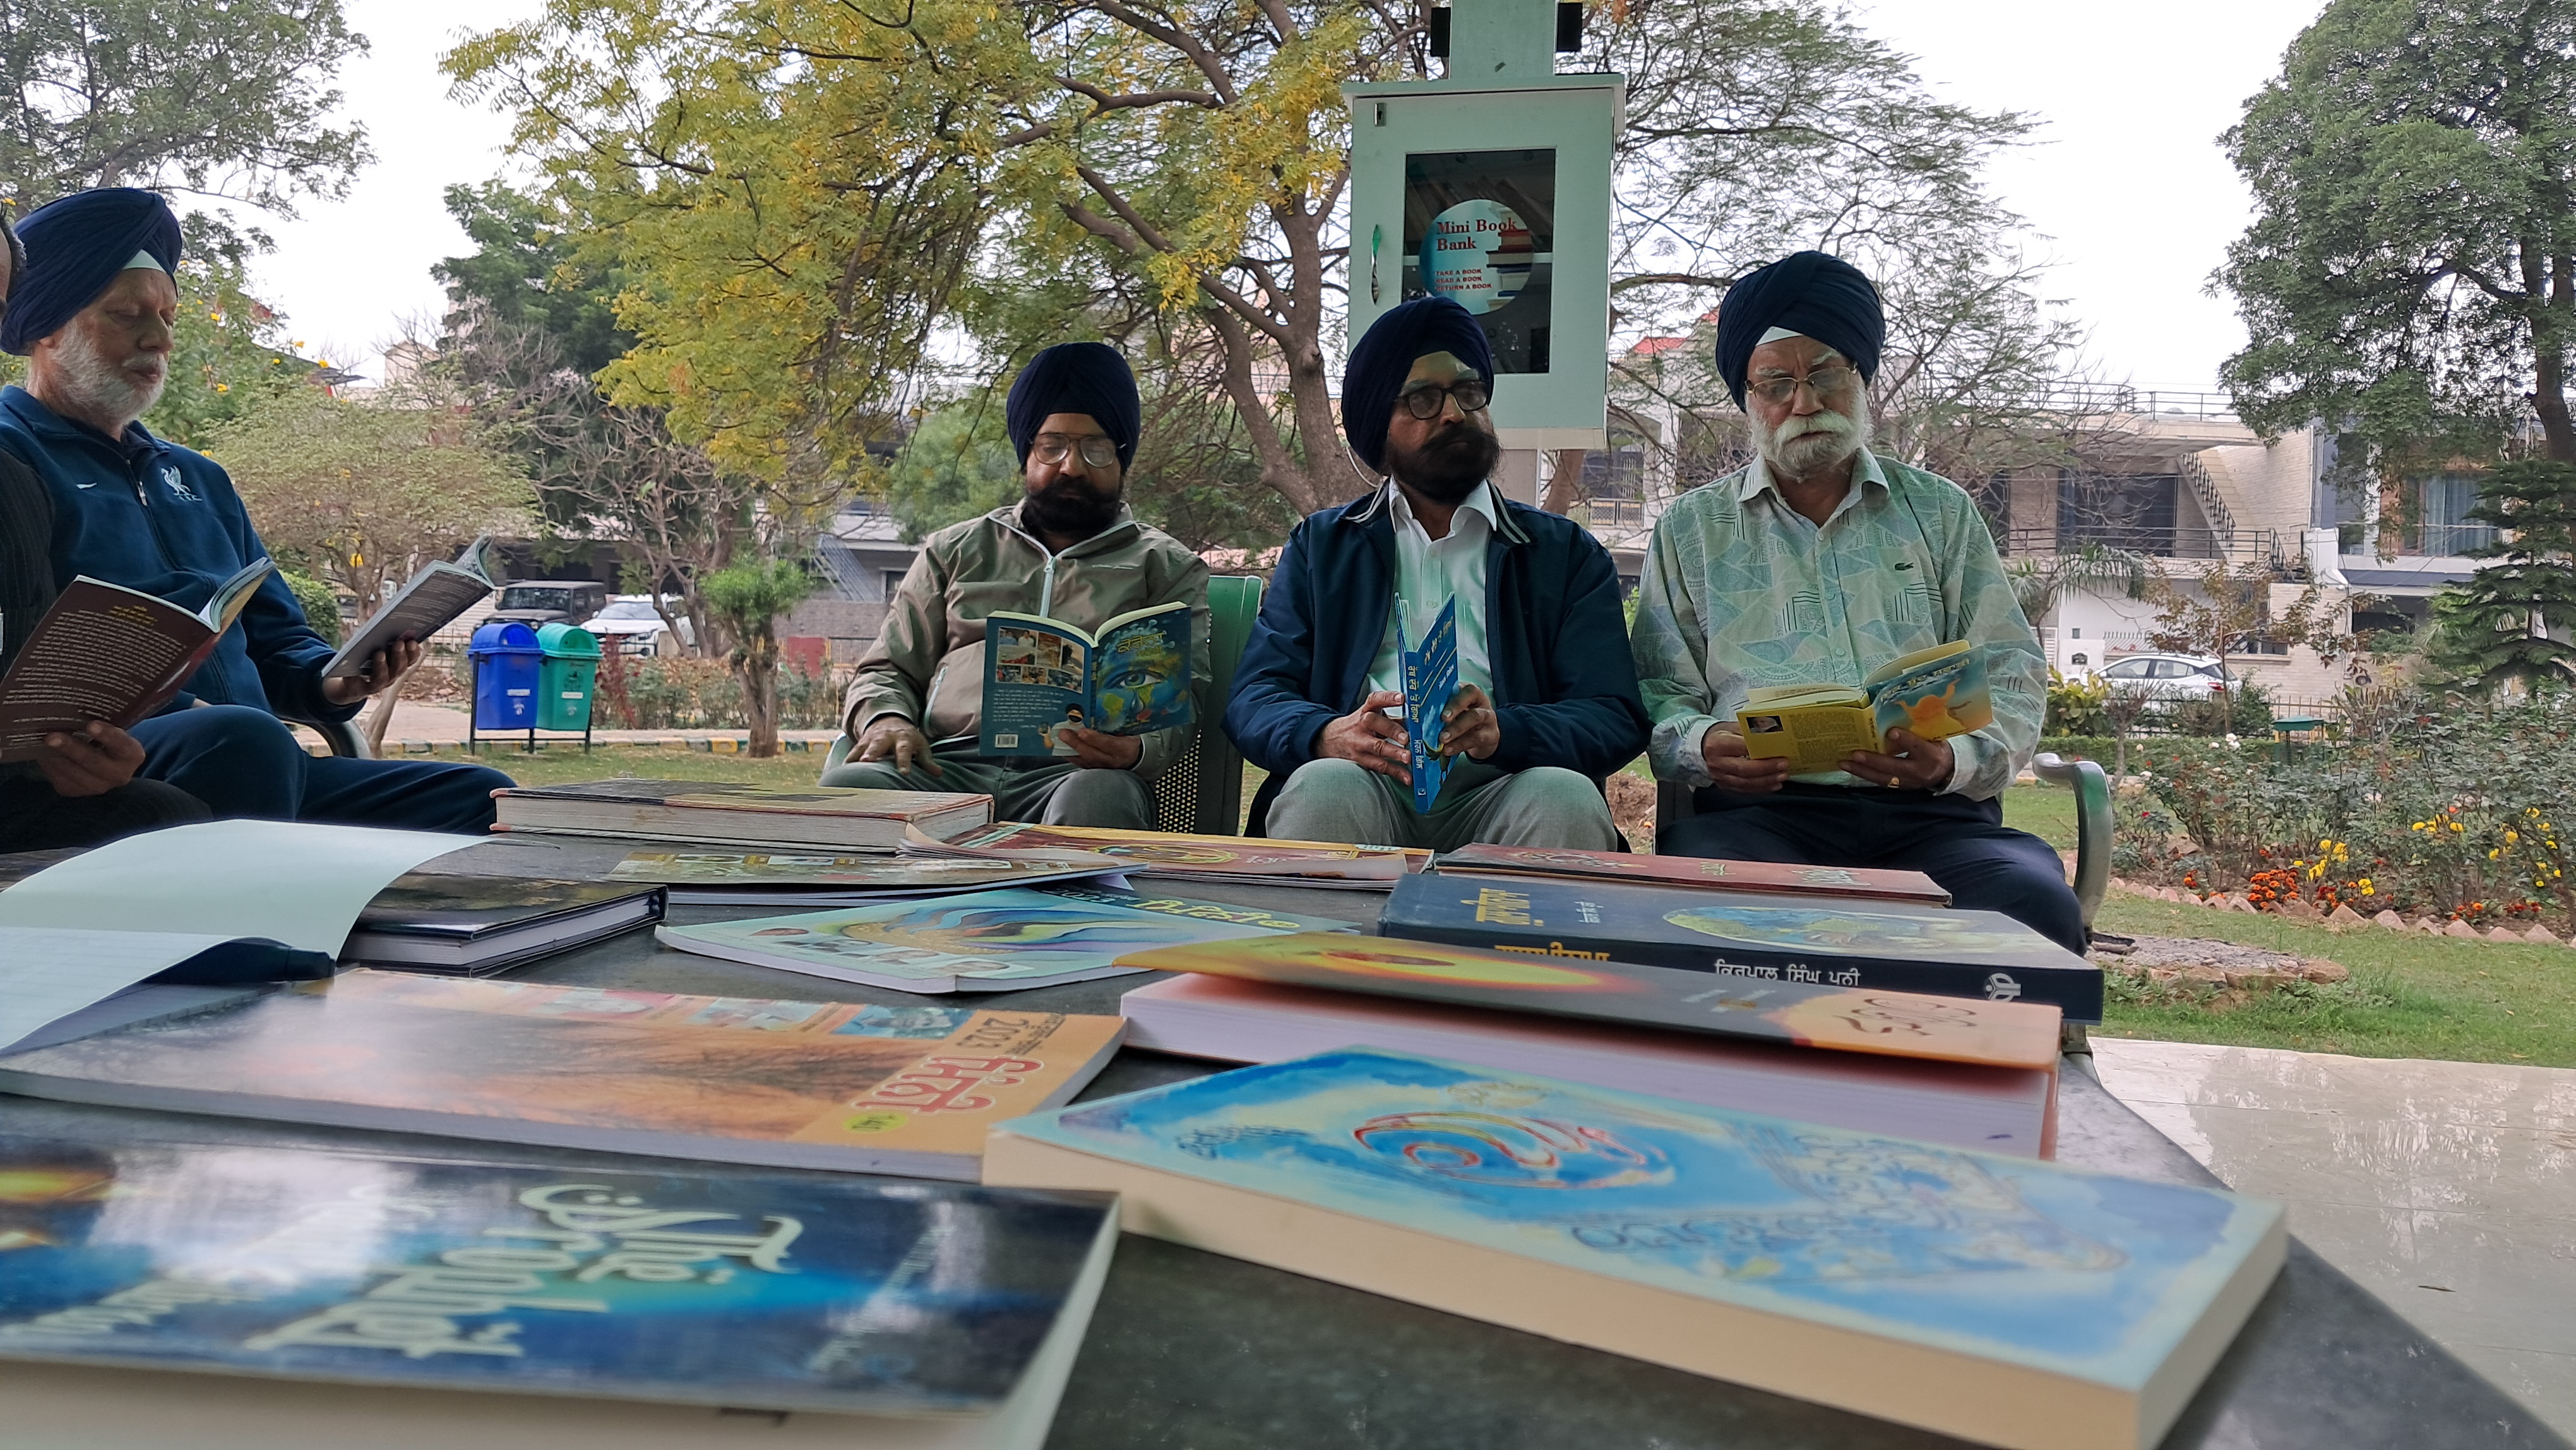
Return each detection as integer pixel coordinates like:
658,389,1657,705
1341,297,1495,474
1005,342,1142,471
1712,251,1884,408
2,188,184,356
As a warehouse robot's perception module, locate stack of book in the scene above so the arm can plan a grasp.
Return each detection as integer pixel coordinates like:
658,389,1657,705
909,821,1426,889
493,779,993,851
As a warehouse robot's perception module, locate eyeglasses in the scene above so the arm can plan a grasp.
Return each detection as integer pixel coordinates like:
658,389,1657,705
1398,381,1491,420
1747,364,1859,406
1030,433,1120,469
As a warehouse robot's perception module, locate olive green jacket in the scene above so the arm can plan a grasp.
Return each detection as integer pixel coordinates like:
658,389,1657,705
842,501,1212,777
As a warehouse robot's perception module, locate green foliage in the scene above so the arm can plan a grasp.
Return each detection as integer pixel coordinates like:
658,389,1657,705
2171,680,2277,738
2044,670,2109,736
592,652,843,731
432,181,631,376
2217,0,2576,467
282,571,343,645
2425,460,2576,692
885,402,1020,544
143,217,319,448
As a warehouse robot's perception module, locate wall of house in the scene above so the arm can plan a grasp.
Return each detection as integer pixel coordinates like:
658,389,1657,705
2198,430,2317,539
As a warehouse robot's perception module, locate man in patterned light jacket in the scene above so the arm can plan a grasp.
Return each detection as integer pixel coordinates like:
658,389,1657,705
1628,252,2082,952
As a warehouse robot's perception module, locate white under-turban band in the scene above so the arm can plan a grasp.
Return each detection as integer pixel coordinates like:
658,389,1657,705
1758,325,1804,344
123,250,168,274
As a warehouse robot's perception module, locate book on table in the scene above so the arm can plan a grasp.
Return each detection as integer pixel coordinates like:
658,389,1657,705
1431,842,1952,904
1379,872,2105,1021
657,883,1360,994
604,848,1132,904
985,1047,2286,1450
323,534,505,679
0,969,1125,1181
491,778,992,851
0,1134,1116,1450
913,820,1428,888
1397,596,1457,812
977,602,1193,757
0,558,274,762
1735,639,1994,774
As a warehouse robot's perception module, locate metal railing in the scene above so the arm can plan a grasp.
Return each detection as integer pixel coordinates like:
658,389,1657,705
2006,525,2284,568
2175,453,2238,541
2029,382,2242,421
2382,522,2497,558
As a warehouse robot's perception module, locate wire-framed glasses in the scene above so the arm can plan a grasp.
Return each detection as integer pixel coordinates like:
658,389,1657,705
1398,381,1491,420
1031,433,1120,469
1747,364,1859,406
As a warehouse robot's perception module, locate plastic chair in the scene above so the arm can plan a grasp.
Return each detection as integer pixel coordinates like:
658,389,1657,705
820,575,1267,836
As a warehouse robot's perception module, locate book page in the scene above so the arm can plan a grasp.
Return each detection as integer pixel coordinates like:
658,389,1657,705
979,615,1094,757
0,578,215,761
0,927,245,1053
325,563,496,678
1737,702,1880,774
1089,609,1193,738
200,557,278,633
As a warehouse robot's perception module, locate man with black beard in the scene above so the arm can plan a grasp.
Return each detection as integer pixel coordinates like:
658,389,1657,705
1226,297,1647,849
823,343,1208,827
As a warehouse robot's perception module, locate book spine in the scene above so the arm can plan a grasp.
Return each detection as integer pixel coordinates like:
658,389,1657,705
1378,920,2102,1022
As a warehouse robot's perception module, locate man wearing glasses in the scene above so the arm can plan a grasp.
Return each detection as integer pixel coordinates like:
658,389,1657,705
1226,297,1648,849
1628,251,2080,952
825,342,1208,828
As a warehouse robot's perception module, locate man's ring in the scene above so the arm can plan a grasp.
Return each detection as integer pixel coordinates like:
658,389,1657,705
1888,775,1901,789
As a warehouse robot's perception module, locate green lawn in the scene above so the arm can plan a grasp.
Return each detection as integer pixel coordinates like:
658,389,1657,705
426,744,829,791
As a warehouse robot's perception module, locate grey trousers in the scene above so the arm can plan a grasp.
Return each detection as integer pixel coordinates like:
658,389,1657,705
820,746,1155,829
1263,758,1618,852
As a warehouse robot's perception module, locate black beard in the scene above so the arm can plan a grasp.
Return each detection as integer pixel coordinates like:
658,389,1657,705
1022,476,1123,539
1386,421,1500,505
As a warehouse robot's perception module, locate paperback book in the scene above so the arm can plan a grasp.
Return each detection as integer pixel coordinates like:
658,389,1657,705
1398,596,1457,812
0,969,1126,1180
986,1048,2286,1450
492,778,991,851
0,1134,1116,1450
1736,640,1994,775
605,849,1130,904
914,821,1428,888
1431,844,1951,904
342,875,666,975
0,560,274,762
324,536,504,680
978,603,1193,757
1378,873,2104,1022
659,884,1357,994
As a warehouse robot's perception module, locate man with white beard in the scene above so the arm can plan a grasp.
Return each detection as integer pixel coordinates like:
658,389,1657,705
1627,251,2080,952
0,189,510,831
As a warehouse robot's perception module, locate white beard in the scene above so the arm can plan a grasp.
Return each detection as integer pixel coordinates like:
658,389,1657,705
50,325,167,432
1760,400,1871,478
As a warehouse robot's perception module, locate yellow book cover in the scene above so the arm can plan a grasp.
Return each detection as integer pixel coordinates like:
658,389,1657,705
1736,642,1994,775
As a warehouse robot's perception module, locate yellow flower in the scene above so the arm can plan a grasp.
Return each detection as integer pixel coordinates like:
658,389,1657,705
2507,830,2519,844
2490,848,2503,860
213,383,229,393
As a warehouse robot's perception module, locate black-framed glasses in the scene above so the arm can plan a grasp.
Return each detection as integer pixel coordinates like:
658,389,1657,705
1030,433,1120,469
1398,381,1491,420
1747,364,1859,406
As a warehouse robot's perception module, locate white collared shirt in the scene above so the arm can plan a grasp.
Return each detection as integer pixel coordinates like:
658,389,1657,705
1364,480,1496,700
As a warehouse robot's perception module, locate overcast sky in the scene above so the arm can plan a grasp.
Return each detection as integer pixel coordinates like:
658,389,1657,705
246,0,2328,390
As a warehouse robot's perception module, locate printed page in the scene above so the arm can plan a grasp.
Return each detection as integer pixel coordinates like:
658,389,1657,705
0,820,482,954
0,578,218,761
0,928,246,1053
979,614,1094,757
325,565,496,678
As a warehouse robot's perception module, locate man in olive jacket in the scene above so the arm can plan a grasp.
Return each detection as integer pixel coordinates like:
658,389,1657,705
821,344,1209,827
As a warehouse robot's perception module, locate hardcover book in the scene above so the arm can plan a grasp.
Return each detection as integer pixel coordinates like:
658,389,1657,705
342,875,666,975
0,1134,1116,1449
1432,844,1951,904
915,821,1428,887
977,603,1194,757
0,970,1124,1180
658,884,1359,994
1379,873,2104,1022
1398,596,1458,813
986,1048,2286,1450
605,849,1130,904
0,560,274,762
1736,640,1995,775
491,779,991,851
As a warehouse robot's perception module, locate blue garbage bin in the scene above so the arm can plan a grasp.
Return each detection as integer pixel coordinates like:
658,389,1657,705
469,621,542,742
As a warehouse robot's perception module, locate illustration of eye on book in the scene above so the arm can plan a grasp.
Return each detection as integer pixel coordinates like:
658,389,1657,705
978,604,1193,758
1734,640,1993,776
1397,596,1458,813
0,558,275,761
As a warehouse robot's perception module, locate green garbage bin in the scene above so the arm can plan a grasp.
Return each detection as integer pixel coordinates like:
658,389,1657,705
535,623,601,733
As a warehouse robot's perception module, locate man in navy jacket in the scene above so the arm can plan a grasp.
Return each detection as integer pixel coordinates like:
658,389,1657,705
1224,298,1648,849
1,189,508,832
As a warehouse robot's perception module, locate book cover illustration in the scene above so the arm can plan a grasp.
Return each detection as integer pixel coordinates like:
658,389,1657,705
0,969,1124,1169
1432,845,1951,904
498,779,988,818
1398,596,1458,813
1380,875,2102,1021
355,875,664,938
998,1048,2282,1393
979,605,1193,757
0,560,275,762
607,850,1125,896
0,1134,1112,1413
919,822,1428,880
1113,932,2060,1069
660,885,1356,988
1736,641,1994,776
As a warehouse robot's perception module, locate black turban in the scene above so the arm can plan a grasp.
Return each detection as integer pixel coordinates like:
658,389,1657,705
1341,297,1494,474
1005,342,1142,471
3,188,184,356
1712,251,1883,408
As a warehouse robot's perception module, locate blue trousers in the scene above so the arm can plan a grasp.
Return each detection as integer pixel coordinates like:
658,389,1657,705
130,706,511,834
1661,782,2088,954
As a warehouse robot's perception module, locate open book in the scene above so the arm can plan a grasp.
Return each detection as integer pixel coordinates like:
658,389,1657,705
1398,596,1458,812
0,558,274,761
324,536,505,678
1736,640,1994,775
977,602,1192,757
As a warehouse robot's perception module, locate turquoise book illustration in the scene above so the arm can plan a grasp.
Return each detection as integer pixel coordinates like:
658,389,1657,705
990,1048,2285,1446
1398,596,1458,813
0,1134,1116,1414
979,604,1193,757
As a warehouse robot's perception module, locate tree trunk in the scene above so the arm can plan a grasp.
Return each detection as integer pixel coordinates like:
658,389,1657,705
740,633,781,758
1543,450,1589,513
2532,329,2576,463
360,668,407,755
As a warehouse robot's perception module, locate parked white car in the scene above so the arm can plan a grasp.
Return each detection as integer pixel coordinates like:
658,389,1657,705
584,596,697,657
2096,652,2232,704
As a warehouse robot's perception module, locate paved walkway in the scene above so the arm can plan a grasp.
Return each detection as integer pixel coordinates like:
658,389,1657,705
2092,1038,2576,1434
306,701,844,753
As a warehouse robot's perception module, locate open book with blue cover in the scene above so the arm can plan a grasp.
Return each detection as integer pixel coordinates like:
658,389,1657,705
977,604,1192,757
1398,596,1458,812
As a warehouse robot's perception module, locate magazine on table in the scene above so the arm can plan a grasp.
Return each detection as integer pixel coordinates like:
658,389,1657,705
977,603,1193,757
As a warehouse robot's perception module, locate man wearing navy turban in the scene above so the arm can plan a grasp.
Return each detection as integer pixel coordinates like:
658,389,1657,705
1626,252,2082,954
0,188,512,832
823,342,1209,827
1224,297,1648,850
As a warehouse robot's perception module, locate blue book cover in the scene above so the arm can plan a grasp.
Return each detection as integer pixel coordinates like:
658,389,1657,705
0,1134,1114,1413
979,606,1193,757
1380,873,2105,1022
1398,596,1458,813
996,1048,2284,1407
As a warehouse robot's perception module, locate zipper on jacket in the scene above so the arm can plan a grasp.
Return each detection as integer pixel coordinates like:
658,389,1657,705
127,455,180,572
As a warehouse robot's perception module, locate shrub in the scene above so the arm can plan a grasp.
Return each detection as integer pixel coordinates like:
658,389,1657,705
2044,670,2108,736
590,651,845,731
